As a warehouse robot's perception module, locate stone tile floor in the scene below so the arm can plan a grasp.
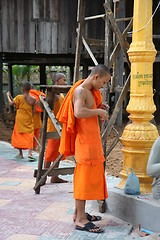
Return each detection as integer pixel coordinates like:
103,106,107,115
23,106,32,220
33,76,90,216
0,141,159,240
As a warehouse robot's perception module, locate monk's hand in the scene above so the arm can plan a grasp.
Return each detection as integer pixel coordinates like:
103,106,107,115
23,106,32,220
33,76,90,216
6,91,11,98
99,102,109,111
98,109,109,121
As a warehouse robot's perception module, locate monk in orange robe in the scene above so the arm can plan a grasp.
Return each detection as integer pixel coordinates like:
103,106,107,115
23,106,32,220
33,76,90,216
6,80,36,159
30,87,45,151
43,73,68,184
57,65,111,233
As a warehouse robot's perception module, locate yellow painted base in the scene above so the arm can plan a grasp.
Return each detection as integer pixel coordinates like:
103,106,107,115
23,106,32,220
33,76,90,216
119,122,158,194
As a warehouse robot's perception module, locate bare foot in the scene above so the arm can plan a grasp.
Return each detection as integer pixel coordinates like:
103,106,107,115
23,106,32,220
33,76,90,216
50,176,69,183
73,213,101,222
15,154,24,159
75,218,89,229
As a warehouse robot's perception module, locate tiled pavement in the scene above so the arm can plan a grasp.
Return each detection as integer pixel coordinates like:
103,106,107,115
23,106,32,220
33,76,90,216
0,141,158,240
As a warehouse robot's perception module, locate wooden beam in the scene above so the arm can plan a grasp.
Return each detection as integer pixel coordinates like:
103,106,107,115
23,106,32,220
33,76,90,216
85,38,105,47
85,14,105,21
46,132,60,139
69,65,74,84
40,64,46,85
109,18,133,68
34,167,75,177
0,54,3,113
40,85,72,94
82,36,98,66
104,2,131,68
82,64,88,78
115,0,126,127
34,154,63,191
116,17,132,22
101,73,131,143
35,109,48,194
39,95,62,137
8,64,14,112
73,0,86,83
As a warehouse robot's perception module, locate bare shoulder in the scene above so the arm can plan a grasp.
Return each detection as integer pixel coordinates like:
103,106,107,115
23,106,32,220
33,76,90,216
73,86,86,100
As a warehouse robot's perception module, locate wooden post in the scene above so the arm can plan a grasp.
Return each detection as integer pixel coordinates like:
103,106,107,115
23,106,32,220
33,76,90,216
104,0,111,66
8,64,14,112
98,0,112,214
101,73,130,142
0,54,3,113
82,64,88,78
69,65,74,85
35,109,48,194
104,2,130,68
103,0,112,162
115,0,125,126
73,0,85,83
27,65,30,82
40,65,46,85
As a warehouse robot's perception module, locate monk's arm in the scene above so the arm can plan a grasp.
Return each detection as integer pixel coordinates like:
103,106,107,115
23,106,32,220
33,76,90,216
73,88,108,120
32,101,36,116
6,91,15,106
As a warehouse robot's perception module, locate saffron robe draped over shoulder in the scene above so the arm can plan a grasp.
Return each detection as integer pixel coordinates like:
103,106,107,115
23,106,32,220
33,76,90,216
57,80,108,200
56,80,102,157
45,94,65,162
11,95,34,149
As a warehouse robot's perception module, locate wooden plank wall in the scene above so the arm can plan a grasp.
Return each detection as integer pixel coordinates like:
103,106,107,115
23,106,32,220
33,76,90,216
0,0,107,55
0,0,35,53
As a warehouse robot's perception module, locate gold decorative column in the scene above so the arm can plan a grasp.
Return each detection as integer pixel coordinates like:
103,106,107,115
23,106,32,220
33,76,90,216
118,0,159,193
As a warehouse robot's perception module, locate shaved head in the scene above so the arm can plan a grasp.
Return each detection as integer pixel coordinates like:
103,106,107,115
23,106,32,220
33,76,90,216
21,80,31,92
90,64,110,77
52,73,66,85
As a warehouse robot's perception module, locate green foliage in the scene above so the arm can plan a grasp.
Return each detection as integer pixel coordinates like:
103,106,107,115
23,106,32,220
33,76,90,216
4,64,72,97
12,65,39,95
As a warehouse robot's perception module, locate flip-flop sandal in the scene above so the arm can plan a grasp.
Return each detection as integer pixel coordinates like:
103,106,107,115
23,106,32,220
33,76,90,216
28,156,37,162
86,212,102,222
15,155,24,159
75,222,104,233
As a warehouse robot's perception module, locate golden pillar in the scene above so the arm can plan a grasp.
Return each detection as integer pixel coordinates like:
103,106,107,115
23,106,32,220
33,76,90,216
118,0,159,193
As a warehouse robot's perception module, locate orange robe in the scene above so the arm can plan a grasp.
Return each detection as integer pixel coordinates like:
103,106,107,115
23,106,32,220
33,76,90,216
11,95,34,149
45,94,64,162
30,89,45,147
57,80,108,200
